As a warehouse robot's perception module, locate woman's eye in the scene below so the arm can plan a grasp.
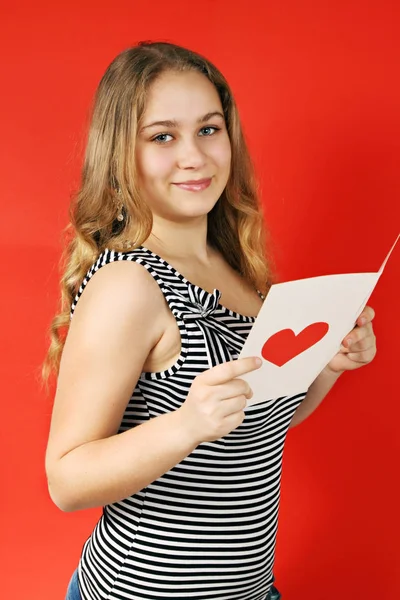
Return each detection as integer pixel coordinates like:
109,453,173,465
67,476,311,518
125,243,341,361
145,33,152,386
152,133,173,144
199,126,219,136
151,126,220,144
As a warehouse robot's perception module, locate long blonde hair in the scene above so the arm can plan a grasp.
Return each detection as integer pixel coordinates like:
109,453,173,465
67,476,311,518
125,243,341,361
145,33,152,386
42,41,277,389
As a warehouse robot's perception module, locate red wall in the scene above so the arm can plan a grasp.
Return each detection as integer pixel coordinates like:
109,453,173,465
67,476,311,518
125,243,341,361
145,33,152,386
1,1,399,598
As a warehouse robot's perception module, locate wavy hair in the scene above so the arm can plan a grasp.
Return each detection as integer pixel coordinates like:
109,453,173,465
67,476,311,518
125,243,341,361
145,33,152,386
41,40,277,389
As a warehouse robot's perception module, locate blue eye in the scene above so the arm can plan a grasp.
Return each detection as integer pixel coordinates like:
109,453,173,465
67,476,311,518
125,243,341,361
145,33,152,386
152,133,173,144
151,126,220,144
199,126,220,136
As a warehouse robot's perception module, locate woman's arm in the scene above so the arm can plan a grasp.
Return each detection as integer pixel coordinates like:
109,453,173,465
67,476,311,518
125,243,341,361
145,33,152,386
289,367,342,428
45,261,197,512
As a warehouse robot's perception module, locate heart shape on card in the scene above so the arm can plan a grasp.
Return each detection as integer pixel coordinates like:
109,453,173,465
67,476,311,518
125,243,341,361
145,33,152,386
261,322,330,367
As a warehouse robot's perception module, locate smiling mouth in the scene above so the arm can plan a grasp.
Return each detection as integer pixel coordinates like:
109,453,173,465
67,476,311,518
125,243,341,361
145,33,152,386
174,178,211,185
172,178,212,191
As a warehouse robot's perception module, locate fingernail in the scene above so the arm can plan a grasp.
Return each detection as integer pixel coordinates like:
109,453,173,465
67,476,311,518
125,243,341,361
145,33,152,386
346,338,352,347
359,317,366,325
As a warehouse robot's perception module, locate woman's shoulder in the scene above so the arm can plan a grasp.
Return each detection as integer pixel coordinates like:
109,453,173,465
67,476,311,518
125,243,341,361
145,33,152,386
70,248,166,323
82,246,150,279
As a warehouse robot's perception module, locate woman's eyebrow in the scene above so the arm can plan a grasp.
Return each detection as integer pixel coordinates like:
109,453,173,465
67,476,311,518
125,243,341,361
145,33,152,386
139,111,225,132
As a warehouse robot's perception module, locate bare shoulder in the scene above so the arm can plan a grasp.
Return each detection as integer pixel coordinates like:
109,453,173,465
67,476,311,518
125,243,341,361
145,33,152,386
68,258,167,362
46,259,167,468
72,258,165,321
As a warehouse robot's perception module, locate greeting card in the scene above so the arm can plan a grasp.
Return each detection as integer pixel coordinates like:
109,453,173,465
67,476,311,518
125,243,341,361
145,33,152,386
239,233,399,407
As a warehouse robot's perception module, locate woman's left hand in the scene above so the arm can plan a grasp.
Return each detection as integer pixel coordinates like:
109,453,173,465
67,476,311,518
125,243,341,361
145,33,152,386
325,306,377,375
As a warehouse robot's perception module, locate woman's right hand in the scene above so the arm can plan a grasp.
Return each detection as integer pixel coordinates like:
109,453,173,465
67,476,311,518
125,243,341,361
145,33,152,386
179,357,262,444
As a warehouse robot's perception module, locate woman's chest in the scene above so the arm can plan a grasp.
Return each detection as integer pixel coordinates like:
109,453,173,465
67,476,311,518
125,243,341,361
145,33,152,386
142,286,259,375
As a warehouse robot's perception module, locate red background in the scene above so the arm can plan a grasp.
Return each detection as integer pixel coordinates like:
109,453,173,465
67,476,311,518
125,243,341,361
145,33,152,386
1,1,399,598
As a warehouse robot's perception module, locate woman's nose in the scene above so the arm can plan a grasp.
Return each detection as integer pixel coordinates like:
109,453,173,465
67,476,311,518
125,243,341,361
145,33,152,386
175,138,207,169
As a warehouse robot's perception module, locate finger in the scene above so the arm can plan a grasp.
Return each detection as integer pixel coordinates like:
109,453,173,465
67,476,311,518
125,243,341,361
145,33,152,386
222,409,246,432
348,334,375,353
214,380,253,401
339,344,351,353
356,305,375,326
344,323,374,348
347,347,377,363
217,395,247,418
202,357,262,386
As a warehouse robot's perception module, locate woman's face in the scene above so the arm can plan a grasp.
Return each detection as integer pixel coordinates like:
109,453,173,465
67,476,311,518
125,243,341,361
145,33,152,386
135,70,232,222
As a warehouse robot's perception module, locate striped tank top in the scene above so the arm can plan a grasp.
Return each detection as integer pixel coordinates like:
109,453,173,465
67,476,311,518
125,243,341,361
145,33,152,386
70,246,307,600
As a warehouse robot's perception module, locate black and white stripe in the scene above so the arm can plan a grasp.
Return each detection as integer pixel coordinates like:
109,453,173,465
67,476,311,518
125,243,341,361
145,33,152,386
70,246,307,600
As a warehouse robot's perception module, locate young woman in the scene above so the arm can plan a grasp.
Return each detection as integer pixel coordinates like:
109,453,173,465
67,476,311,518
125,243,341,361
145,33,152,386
43,41,377,600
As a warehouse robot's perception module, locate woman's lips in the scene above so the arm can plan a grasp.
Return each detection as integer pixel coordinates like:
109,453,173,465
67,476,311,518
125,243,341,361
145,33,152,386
172,178,212,192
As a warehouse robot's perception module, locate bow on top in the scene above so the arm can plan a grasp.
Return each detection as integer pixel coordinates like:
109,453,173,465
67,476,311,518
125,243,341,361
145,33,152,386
161,282,221,320
160,282,249,359
187,283,222,318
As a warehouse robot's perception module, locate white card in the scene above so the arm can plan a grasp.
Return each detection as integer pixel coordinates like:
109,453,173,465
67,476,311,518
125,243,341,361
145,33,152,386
239,233,399,407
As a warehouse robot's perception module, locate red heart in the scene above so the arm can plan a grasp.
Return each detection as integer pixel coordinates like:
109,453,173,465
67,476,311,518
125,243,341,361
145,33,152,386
261,322,330,367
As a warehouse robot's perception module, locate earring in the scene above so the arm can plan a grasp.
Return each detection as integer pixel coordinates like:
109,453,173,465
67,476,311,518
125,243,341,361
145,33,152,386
115,188,124,221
